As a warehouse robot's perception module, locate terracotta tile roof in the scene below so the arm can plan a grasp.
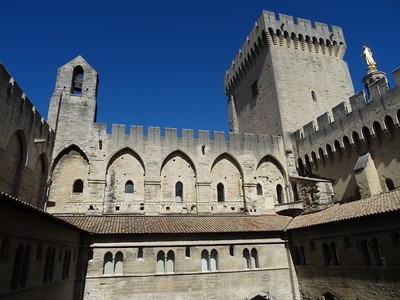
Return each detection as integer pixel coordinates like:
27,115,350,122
287,190,400,229
0,192,88,233
56,214,292,234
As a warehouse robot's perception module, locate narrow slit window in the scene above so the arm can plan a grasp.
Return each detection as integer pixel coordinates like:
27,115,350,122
217,183,225,202
175,181,183,202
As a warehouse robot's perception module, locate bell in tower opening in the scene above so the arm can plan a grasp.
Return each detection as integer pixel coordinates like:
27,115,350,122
72,66,84,94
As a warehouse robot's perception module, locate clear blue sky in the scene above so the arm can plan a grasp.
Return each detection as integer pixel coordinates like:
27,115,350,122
1,0,398,133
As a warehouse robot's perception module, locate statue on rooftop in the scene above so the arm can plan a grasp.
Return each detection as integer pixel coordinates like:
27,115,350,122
362,45,376,67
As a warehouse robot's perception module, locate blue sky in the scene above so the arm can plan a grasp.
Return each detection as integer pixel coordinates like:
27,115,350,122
1,0,398,133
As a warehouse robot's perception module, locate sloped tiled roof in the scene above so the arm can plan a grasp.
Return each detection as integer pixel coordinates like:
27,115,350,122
287,190,400,229
57,214,292,235
0,192,88,233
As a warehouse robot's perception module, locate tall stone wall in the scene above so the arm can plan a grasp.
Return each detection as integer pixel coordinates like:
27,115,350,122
84,237,299,300
224,11,354,152
46,56,293,216
292,68,400,201
0,63,54,208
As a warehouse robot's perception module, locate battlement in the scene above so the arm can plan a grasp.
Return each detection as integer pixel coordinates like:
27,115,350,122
92,123,283,153
224,10,346,92
0,62,53,143
292,67,400,144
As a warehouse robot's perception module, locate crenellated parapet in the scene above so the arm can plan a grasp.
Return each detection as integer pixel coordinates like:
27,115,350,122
224,10,346,93
0,63,54,146
92,123,284,155
0,62,55,208
292,67,400,161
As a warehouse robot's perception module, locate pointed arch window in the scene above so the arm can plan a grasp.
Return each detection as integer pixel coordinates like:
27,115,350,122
175,181,183,202
73,179,84,193
166,250,175,273
276,184,284,204
114,252,123,275
125,180,134,193
201,250,209,272
72,66,84,94
156,250,174,273
103,252,113,275
251,248,259,268
156,251,165,274
243,248,250,269
256,184,263,195
386,178,395,191
210,249,218,271
217,183,225,202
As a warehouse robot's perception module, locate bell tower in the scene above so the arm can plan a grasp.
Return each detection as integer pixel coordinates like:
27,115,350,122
47,56,98,153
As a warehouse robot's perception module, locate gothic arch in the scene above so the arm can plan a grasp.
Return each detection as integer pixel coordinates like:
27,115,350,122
51,144,89,172
105,147,146,206
160,150,196,175
0,130,27,197
256,155,287,182
47,144,90,212
160,150,196,205
211,153,244,177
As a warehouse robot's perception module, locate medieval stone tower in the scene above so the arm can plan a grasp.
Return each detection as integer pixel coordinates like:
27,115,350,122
225,11,354,155
48,56,99,155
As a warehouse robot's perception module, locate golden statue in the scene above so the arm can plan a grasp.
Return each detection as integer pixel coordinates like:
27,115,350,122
362,45,376,66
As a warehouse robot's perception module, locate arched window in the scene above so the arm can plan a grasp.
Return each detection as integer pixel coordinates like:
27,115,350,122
305,154,312,174
11,244,25,289
371,239,383,266
137,248,143,259
73,179,84,193
125,180,134,193
156,251,165,273
166,250,174,273
229,245,234,256
72,66,84,94
330,243,339,265
309,240,315,252
326,144,334,163
217,183,225,202
43,248,55,283
343,136,352,155
298,158,305,176
114,252,123,275
243,248,250,269
175,181,183,202
185,247,190,258
311,151,318,169
373,121,383,143
334,140,342,160
256,184,263,195
299,246,306,265
276,184,284,204
361,240,372,266
322,243,331,265
251,248,258,268
201,250,209,272
384,115,395,137
386,178,395,191
210,249,218,271
318,148,325,166
362,126,372,148
292,183,299,201
103,252,113,275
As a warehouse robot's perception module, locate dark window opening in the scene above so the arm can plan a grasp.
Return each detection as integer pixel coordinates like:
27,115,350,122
175,181,183,202
276,184,284,204
256,183,263,195
72,66,84,94
73,179,84,193
125,180,134,193
386,178,395,191
138,247,143,259
185,247,190,258
311,91,317,101
217,183,225,202
229,245,234,257
251,80,259,99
